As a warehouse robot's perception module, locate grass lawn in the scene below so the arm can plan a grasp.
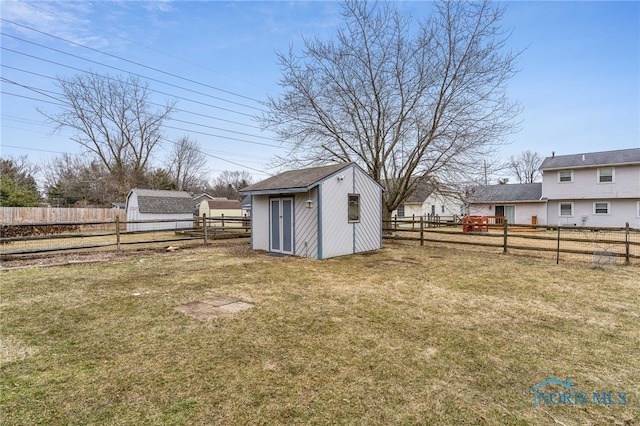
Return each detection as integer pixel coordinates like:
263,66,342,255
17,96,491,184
1,240,638,425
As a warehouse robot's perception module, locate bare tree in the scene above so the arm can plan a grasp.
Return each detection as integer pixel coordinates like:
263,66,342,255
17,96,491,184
40,72,175,198
164,136,208,192
507,150,543,183
42,154,113,206
211,170,253,200
262,0,521,222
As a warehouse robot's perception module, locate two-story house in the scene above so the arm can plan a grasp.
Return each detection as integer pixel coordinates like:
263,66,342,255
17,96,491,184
468,148,640,227
539,148,640,227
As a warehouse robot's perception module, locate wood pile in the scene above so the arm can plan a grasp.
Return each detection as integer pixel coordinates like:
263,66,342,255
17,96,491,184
1,224,80,244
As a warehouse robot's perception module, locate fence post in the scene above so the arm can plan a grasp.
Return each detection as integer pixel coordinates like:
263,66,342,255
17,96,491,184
556,225,561,265
115,215,121,252
625,222,630,265
412,214,415,231
221,213,225,229
503,219,508,253
394,214,397,231
203,213,208,245
420,215,424,246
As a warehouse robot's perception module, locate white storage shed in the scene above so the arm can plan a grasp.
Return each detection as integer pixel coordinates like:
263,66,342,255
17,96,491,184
240,163,383,259
125,189,195,232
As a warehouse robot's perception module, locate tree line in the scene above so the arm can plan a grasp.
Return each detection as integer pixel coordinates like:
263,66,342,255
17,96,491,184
1,152,252,207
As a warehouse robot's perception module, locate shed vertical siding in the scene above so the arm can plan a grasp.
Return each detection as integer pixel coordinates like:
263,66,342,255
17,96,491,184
294,190,318,259
319,168,355,259
353,166,383,253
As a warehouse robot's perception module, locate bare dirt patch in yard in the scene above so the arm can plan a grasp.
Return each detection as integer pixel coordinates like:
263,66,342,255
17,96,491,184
175,296,254,320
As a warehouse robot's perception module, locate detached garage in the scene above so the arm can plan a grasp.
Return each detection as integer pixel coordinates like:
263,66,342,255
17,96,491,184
125,189,194,232
240,163,383,259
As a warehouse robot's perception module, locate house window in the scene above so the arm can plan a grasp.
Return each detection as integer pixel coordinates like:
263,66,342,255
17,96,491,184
593,202,609,215
559,202,573,217
598,167,614,183
558,170,573,183
397,205,405,217
348,194,360,222
441,205,445,214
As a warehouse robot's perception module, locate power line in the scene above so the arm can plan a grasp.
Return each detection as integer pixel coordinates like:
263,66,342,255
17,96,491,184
0,33,267,114
2,78,282,149
1,18,267,106
2,63,267,130
25,1,272,93
1,46,259,118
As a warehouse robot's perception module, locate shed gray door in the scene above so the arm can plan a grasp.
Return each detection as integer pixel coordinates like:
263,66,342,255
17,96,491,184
270,198,293,254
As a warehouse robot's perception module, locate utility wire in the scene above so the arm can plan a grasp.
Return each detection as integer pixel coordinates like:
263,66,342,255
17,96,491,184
25,1,272,93
1,46,259,118
1,18,267,106
2,63,265,129
2,78,282,149
1,33,267,114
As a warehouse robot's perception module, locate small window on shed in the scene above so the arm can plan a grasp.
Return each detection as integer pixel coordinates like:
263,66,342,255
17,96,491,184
348,194,360,222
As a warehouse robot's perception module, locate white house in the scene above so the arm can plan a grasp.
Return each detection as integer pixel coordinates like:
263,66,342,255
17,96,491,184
468,148,640,227
125,189,195,232
539,148,640,227
240,163,383,259
391,179,464,219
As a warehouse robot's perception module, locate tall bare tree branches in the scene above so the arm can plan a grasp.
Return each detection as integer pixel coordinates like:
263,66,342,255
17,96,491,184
164,136,208,192
40,72,175,198
262,0,521,220
508,150,543,183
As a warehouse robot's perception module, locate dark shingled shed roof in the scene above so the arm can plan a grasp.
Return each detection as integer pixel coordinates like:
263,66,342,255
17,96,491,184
240,163,353,194
467,183,543,203
539,148,640,170
129,189,194,214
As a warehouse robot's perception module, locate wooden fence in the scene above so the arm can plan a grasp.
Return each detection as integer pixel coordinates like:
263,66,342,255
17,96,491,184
1,207,125,224
0,215,250,256
384,217,640,266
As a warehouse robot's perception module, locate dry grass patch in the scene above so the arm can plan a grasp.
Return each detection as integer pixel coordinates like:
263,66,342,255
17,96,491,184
1,239,638,425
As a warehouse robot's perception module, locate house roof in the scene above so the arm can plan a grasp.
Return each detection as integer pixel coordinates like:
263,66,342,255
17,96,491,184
128,189,194,214
240,163,355,195
467,183,543,203
404,178,435,203
206,199,242,209
539,148,640,170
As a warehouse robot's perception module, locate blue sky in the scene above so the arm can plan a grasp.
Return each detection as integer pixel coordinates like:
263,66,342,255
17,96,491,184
1,1,638,183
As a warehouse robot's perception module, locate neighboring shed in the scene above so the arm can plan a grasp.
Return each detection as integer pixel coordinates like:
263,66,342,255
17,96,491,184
192,193,216,207
467,183,546,225
197,198,243,218
240,163,383,259
125,189,195,232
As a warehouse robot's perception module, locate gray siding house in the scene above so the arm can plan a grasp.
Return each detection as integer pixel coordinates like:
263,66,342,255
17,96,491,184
240,163,383,259
468,148,640,227
125,189,195,232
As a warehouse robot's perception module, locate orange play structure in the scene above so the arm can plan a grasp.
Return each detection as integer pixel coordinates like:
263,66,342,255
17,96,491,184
462,215,489,233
